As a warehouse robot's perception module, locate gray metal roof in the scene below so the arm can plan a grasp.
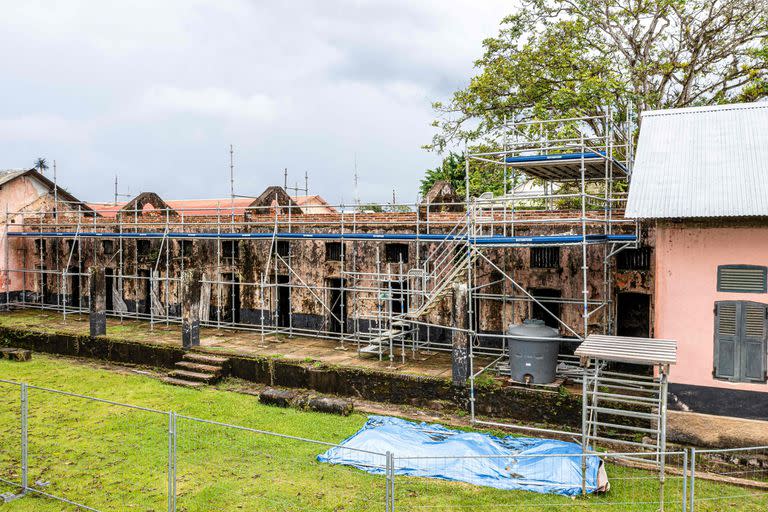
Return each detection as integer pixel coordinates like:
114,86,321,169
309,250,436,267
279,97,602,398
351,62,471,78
575,334,677,365
625,102,768,219
0,169,30,187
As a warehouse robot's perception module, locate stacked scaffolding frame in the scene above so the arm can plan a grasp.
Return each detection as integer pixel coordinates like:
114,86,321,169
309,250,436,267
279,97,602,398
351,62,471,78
1,111,642,441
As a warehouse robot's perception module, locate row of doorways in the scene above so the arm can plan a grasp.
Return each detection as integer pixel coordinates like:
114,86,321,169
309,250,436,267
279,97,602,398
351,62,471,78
525,288,650,338
97,276,648,337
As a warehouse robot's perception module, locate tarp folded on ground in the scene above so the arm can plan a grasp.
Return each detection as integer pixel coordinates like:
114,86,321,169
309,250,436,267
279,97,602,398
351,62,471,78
318,416,609,496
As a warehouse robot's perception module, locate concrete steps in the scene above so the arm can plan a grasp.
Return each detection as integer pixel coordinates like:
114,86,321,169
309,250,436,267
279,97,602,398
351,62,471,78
182,353,229,366
163,352,229,388
162,376,205,389
175,361,222,374
168,369,219,384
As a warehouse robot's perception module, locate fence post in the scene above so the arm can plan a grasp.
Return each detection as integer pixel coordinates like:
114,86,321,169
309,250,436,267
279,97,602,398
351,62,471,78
689,448,696,512
20,383,28,494
167,412,176,512
390,452,396,512
682,449,688,512
385,451,391,512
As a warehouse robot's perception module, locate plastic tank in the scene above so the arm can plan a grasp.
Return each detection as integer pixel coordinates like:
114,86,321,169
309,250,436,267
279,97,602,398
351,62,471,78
507,319,560,384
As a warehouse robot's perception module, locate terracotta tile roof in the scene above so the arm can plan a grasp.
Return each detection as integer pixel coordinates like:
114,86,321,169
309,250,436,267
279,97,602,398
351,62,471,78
87,195,336,217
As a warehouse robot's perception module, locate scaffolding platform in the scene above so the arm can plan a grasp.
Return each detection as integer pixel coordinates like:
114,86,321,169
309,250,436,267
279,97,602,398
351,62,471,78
505,151,629,180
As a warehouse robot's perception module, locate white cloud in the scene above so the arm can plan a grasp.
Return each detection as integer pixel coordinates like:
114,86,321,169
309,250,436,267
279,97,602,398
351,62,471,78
0,0,515,203
138,86,276,121
0,116,91,144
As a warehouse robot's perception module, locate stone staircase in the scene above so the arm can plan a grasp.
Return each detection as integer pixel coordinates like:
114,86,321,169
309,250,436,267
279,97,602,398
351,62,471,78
163,352,229,388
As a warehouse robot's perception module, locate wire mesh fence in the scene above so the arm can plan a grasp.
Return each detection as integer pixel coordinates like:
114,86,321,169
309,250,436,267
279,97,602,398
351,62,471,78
690,445,768,511
0,380,22,492
2,379,768,511
175,415,388,511
24,385,170,511
391,451,689,511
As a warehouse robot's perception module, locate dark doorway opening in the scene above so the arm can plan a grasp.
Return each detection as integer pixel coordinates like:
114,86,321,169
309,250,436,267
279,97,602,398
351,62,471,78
138,269,151,315
277,275,290,327
221,273,241,323
69,268,81,309
617,292,651,338
105,268,114,311
616,292,652,375
529,288,562,329
328,278,347,333
387,280,408,316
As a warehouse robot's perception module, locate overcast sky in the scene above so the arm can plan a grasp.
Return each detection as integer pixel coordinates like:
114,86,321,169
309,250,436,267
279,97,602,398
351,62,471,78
0,1,512,205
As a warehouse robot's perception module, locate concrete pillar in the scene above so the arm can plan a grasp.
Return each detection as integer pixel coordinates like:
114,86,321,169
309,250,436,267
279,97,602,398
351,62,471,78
182,268,202,349
451,282,470,386
89,266,106,337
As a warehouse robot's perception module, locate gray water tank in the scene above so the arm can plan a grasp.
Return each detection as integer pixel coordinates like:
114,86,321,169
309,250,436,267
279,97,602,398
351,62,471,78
507,319,560,384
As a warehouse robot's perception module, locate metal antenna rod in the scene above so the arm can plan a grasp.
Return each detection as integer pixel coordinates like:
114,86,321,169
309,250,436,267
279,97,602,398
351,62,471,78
353,153,359,205
53,160,58,218
230,144,236,223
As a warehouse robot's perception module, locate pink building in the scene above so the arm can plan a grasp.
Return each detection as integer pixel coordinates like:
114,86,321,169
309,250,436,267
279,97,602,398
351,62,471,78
626,103,768,420
0,169,91,301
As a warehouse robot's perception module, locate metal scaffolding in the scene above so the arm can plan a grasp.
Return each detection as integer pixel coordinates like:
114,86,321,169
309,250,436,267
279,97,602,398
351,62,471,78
2,111,641,439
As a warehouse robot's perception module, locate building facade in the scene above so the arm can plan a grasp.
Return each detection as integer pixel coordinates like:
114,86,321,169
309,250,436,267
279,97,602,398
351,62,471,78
627,102,768,420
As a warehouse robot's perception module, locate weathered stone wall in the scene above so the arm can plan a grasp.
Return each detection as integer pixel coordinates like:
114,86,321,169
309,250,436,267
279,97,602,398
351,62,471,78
10,210,653,339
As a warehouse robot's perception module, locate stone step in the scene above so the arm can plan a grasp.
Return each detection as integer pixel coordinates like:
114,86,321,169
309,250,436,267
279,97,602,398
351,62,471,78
168,369,220,384
162,377,205,389
359,343,385,356
182,352,229,366
175,361,222,374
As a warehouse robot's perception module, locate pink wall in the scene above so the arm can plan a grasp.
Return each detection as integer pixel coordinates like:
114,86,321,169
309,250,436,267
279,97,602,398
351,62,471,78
0,174,50,293
655,222,768,393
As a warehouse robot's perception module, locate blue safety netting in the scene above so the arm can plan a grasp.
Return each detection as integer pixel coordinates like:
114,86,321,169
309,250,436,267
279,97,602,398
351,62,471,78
318,416,606,496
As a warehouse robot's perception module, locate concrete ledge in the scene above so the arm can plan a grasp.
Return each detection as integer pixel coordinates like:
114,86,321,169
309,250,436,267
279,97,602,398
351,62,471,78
0,347,32,361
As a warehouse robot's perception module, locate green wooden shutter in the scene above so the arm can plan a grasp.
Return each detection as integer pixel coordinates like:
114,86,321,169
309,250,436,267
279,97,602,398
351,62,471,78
741,302,767,383
714,302,738,380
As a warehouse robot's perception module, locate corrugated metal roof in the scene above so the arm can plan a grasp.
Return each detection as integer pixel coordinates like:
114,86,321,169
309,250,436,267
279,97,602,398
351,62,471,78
625,101,768,219
575,334,677,365
0,169,30,187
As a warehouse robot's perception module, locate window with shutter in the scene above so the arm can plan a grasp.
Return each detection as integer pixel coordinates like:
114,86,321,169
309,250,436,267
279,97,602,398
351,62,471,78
717,265,767,293
742,303,767,383
714,302,738,380
714,301,767,383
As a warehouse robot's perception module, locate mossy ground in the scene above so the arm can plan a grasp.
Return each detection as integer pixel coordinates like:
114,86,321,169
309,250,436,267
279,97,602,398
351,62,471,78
0,329,764,510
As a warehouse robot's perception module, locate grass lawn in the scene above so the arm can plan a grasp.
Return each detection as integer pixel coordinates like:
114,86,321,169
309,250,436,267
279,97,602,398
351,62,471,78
0,354,764,511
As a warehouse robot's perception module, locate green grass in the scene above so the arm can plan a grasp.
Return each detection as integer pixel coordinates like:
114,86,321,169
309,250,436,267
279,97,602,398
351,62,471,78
0,355,765,511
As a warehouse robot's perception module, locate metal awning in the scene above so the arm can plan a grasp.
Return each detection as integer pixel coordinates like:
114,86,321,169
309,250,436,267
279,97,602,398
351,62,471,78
575,334,677,366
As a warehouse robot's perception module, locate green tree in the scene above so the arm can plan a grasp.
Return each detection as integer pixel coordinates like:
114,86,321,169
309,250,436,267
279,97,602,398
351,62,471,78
427,0,768,153
357,203,384,213
421,151,520,198
419,152,466,197
34,157,48,174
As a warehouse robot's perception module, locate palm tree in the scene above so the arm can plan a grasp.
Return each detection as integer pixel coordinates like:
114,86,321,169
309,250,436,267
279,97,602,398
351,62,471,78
34,158,48,174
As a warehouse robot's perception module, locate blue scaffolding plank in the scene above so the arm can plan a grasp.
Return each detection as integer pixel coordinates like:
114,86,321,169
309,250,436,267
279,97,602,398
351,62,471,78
8,231,637,245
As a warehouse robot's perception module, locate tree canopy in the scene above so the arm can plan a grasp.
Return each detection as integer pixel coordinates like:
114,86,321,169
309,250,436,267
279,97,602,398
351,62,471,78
427,0,768,153
34,158,48,174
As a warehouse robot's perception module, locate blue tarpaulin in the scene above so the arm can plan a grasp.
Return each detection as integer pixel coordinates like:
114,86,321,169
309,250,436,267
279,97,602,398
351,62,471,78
318,416,608,496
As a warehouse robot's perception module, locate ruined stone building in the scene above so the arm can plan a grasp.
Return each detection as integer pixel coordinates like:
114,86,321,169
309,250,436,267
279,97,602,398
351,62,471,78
2,175,651,352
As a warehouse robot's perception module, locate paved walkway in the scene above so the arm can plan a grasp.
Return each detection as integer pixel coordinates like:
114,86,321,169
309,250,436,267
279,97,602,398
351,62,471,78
0,309,491,379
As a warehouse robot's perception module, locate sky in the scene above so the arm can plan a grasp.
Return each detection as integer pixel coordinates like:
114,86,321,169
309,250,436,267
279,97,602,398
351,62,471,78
0,0,513,205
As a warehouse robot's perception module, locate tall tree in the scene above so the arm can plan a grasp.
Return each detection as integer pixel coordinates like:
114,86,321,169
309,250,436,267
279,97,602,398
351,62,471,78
421,151,517,198
427,0,768,152
34,158,48,174
420,152,466,197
